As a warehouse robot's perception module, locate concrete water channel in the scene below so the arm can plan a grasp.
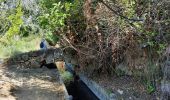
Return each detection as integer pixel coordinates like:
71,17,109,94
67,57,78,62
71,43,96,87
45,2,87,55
66,77,99,100
63,63,114,100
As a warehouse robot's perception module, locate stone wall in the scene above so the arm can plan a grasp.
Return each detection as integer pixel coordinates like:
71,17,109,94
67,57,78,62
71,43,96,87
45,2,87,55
6,48,63,68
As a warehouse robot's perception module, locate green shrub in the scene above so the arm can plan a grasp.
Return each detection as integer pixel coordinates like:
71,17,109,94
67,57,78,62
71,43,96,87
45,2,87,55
45,31,59,46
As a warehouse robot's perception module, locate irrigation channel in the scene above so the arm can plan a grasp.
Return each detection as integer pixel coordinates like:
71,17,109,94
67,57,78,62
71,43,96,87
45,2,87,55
66,77,99,100
63,63,100,100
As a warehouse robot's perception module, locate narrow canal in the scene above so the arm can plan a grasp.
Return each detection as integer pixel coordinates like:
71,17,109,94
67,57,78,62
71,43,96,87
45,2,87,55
66,78,99,100
63,63,100,100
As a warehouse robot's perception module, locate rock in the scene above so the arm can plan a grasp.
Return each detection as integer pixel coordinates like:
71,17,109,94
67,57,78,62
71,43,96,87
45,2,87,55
166,61,170,66
116,64,128,74
19,60,25,63
117,89,123,95
30,52,38,57
127,71,132,76
161,81,170,95
110,93,116,99
0,59,3,64
14,56,21,62
10,65,18,68
30,60,40,68
68,95,73,100
163,65,170,80
71,58,78,65
25,61,30,66
55,43,61,48
22,54,29,61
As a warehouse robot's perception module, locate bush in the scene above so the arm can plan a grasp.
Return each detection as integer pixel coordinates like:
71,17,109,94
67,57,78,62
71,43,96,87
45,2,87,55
45,31,59,46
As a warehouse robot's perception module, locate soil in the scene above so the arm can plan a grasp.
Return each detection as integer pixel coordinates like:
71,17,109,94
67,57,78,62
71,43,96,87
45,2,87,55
92,75,161,100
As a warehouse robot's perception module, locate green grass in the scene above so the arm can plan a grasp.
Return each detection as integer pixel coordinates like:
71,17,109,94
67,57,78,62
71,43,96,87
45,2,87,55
0,35,41,58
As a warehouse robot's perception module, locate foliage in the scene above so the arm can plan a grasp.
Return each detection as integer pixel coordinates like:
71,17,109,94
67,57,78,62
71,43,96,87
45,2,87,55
0,1,12,36
0,17,10,36
19,25,32,37
38,0,83,44
45,31,59,46
5,0,23,38
146,81,155,94
115,69,125,77
38,1,73,44
0,0,5,3
38,1,69,31
120,0,136,18
19,25,40,37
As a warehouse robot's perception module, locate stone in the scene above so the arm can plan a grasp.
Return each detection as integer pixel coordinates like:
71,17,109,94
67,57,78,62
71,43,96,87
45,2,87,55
166,61,170,66
71,58,78,65
68,95,73,100
30,60,40,68
161,81,170,95
55,43,61,48
46,55,54,63
30,52,38,57
117,89,123,95
15,56,21,61
163,65,170,80
25,61,30,66
126,71,132,76
22,54,29,61
160,81,170,100
110,93,116,98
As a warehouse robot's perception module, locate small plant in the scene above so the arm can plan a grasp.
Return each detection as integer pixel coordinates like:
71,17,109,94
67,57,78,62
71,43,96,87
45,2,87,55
146,81,155,94
61,71,73,85
106,88,113,95
115,69,125,77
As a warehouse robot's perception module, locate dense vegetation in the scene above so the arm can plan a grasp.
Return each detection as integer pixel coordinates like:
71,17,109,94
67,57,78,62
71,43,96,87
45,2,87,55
0,0,170,95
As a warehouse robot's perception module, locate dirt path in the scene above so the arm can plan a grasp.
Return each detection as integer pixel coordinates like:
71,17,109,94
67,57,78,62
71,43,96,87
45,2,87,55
0,64,67,100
